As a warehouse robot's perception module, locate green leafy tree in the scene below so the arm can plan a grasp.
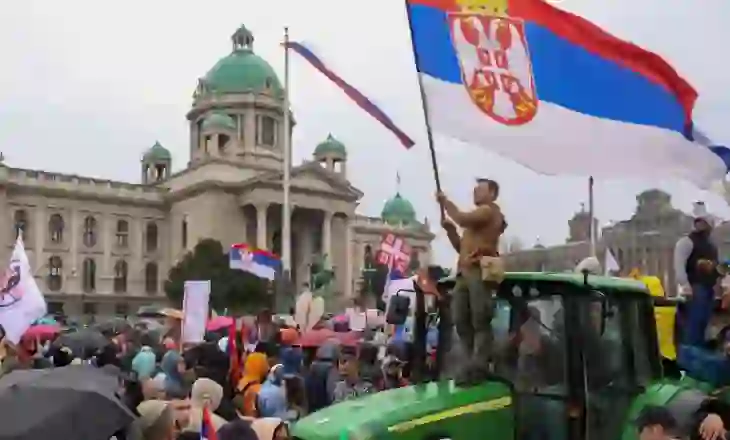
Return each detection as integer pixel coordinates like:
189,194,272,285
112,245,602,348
164,239,268,313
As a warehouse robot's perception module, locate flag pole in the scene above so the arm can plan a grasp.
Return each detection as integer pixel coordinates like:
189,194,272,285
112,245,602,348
402,1,444,220
282,26,293,304
588,176,596,257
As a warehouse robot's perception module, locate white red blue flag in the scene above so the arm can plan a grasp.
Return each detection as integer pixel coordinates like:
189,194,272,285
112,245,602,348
405,0,729,189
285,41,415,149
229,244,280,281
200,406,218,440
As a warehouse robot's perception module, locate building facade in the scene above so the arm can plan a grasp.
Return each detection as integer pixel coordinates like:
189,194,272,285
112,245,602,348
0,25,433,317
504,189,730,297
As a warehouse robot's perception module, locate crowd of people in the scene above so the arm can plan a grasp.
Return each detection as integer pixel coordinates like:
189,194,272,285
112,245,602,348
0,308,416,440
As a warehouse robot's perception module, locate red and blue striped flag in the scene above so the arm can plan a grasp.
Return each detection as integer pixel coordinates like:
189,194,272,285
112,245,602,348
200,406,218,440
285,41,415,149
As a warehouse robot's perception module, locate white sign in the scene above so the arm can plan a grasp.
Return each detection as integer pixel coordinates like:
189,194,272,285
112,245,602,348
345,308,367,332
0,235,47,345
182,280,211,344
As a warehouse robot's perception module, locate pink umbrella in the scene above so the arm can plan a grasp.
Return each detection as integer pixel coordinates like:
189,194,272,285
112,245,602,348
24,324,60,340
206,316,234,332
298,328,360,348
332,314,348,323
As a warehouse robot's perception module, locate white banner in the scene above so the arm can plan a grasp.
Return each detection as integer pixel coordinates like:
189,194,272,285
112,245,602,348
0,235,47,344
182,280,211,344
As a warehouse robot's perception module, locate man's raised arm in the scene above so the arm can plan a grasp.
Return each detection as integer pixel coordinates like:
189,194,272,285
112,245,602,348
442,200,492,228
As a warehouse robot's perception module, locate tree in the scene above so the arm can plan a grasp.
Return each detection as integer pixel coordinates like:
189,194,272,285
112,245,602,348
164,239,268,313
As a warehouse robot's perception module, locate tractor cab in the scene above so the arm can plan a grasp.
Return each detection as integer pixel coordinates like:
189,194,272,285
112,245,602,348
292,272,663,440
422,272,662,440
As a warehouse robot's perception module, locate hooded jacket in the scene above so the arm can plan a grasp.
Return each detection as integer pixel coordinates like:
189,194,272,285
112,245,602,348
160,351,187,399
131,346,157,380
185,378,227,433
236,352,269,417
279,345,302,376
257,365,288,418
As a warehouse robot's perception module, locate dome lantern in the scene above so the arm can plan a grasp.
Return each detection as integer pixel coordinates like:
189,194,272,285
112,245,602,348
232,25,254,52
314,134,347,177
197,25,283,98
313,134,347,159
141,141,171,184
381,193,417,226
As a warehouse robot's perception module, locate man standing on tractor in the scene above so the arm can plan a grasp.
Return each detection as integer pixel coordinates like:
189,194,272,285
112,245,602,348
674,202,721,347
437,178,506,384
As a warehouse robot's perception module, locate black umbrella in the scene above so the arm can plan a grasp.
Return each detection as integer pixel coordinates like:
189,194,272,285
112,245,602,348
136,305,163,318
53,328,108,358
0,365,135,440
93,318,130,336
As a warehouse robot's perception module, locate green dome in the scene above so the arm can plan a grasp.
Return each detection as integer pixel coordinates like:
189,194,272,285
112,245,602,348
201,112,237,132
142,141,171,162
314,134,347,158
381,193,417,225
201,25,283,97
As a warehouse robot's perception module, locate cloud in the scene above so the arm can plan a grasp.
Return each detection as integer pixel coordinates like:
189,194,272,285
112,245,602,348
0,0,728,267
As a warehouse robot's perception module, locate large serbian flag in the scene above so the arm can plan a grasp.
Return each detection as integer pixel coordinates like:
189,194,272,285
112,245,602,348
229,244,281,281
405,0,730,189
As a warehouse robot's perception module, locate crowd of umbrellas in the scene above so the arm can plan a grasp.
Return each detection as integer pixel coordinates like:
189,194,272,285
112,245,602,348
0,305,380,440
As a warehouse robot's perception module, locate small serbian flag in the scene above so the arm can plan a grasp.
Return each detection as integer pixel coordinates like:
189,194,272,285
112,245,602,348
200,406,218,440
229,244,281,281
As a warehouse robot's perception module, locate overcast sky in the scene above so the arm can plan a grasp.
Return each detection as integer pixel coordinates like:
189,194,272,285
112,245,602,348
0,0,727,266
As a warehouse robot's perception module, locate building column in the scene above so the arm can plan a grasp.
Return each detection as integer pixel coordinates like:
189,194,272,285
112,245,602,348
103,214,112,291
345,217,353,298
69,209,78,291
34,206,46,275
322,211,332,261
256,204,268,250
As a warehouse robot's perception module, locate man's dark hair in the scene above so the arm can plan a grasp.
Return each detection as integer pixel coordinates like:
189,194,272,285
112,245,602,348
635,405,677,433
477,178,500,200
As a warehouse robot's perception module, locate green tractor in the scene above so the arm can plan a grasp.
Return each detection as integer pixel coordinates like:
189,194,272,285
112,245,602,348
292,272,725,440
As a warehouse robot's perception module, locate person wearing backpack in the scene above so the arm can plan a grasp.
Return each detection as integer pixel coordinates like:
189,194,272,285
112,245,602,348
305,342,341,412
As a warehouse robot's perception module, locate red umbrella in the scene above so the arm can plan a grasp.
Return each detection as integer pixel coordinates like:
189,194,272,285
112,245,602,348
298,328,360,348
207,316,234,332
24,324,60,340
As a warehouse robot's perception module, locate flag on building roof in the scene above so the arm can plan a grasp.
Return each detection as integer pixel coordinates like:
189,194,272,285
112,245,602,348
285,41,415,149
229,244,280,281
405,0,729,189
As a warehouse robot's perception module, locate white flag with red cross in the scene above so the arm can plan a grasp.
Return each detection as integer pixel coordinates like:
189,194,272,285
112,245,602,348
377,233,411,274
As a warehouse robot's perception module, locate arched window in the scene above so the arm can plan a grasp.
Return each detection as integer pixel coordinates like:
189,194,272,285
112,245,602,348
260,115,276,146
113,260,128,293
47,256,63,292
363,245,373,267
116,220,129,247
82,258,96,293
13,209,28,239
146,222,158,253
83,216,97,247
145,262,158,294
49,213,64,243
